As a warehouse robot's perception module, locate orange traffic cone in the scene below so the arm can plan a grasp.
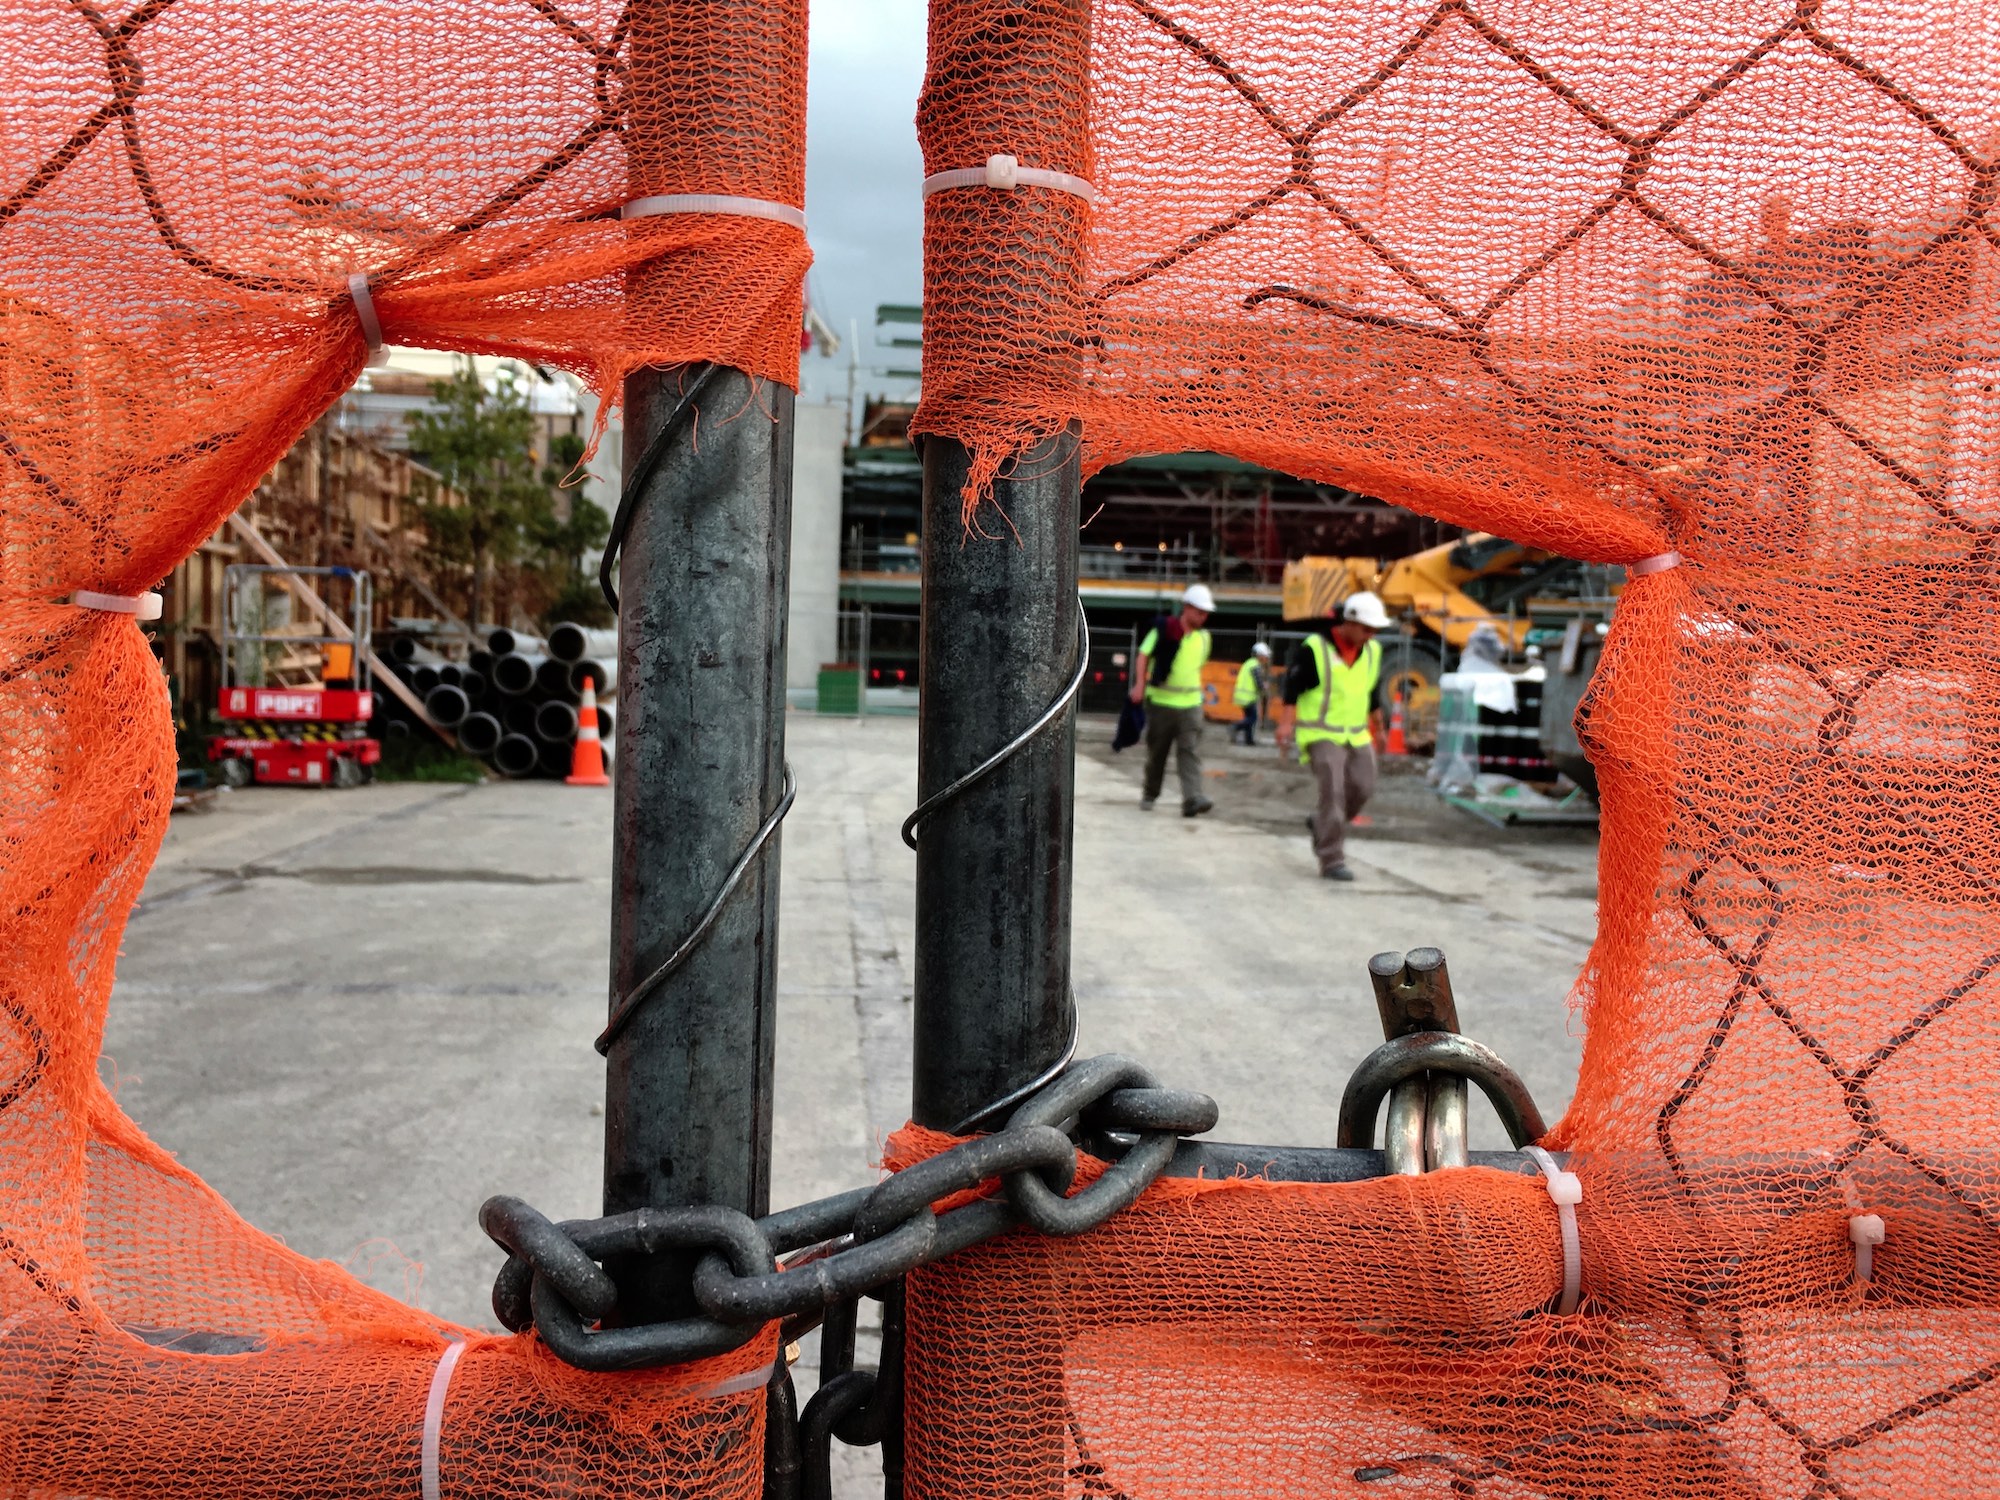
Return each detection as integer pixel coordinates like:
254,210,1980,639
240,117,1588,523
1385,694,1409,756
566,680,611,786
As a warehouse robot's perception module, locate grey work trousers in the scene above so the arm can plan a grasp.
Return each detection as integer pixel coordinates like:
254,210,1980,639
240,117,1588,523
1142,702,1205,805
1308,739,1377,872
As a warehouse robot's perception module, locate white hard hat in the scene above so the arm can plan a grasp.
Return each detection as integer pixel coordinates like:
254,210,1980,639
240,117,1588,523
1252,642,1272,658
1181,583,1217,613
1342,591,1392,629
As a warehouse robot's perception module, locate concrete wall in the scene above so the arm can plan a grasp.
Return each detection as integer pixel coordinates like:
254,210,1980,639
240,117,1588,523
789,403,846,691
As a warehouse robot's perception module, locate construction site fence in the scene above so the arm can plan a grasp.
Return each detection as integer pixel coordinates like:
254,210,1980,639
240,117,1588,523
4,0,1998,1497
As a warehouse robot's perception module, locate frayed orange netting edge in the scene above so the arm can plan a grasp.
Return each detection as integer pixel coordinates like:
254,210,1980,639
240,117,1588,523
906,1,2000,1495
2,1,799,1491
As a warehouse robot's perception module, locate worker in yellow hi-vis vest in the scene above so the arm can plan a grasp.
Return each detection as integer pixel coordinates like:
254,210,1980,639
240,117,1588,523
1276,591,1390,880
1130,583,1216,817
1231,642,1272,745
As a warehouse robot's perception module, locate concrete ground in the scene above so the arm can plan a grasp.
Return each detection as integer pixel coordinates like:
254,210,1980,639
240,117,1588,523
110,710,1595,1488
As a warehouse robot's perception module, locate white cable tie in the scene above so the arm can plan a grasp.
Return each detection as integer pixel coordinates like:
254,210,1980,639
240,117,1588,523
421,1339,467,1500
1848,1213,1885,1284
686,1359,777,1401
922,153,1098,205
1629,551,1682,577
72,589,163,622
418,1338,762,1500
347,273,389,368
620,194,807,232
1523,1146,1583,1315
1837,1172,1885,1286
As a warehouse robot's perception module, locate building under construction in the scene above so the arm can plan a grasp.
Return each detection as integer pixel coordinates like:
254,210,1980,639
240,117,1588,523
155,421,469,730
834,399,1456,707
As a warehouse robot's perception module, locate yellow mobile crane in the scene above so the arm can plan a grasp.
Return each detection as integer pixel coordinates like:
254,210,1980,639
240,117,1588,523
1281,535,1621,734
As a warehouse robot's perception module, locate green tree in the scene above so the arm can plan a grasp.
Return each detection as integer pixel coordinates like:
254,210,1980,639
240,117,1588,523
407,362,548,630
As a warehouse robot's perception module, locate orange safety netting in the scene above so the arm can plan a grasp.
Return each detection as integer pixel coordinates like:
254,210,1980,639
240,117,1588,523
1,0,801,1491
907,0,2000,1496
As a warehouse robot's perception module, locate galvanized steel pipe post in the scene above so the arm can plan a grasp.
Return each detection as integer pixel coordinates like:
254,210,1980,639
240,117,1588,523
909,15,1092,1490
912,0,1091,1134
913,439,1081,1130
602,0,803,1328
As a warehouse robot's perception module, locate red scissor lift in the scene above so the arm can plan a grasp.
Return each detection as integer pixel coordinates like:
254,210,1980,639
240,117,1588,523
209,564,381,788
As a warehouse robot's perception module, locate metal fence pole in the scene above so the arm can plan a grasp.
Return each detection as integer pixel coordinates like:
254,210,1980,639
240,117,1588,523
907,9,1089,1495
605,368,792,1283
913,437,1080,1130
911,0,1091,1131
602,0,800,1326
859,601,872,719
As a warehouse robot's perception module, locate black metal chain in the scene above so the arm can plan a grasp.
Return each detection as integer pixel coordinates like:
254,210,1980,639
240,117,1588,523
795,1280,905,1500
481,1054,1218,1372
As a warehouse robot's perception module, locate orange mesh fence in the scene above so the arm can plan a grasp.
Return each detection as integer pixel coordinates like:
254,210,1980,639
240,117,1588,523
2,1,801,1491
907,1,2000,1495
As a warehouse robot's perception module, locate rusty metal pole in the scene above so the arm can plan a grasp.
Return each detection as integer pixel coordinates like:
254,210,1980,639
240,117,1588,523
602,0,805,1329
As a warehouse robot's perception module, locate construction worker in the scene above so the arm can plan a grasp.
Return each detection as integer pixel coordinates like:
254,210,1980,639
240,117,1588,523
1276,591,1390,881
1131,582,1216,816
1232,642,1272,745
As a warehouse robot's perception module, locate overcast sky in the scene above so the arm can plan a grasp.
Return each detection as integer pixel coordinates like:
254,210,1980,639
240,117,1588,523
798,0,928,411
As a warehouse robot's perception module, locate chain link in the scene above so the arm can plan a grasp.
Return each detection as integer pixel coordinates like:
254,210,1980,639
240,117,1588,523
481,1054,1218,1372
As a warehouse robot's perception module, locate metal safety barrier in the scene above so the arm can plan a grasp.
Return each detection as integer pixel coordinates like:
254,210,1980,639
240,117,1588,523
485,948,1551,1498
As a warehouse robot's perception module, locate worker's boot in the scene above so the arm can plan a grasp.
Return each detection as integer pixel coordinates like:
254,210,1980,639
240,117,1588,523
1183,796,1214,818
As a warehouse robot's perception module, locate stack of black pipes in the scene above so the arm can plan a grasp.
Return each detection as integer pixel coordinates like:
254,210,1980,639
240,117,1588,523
372,624,616,778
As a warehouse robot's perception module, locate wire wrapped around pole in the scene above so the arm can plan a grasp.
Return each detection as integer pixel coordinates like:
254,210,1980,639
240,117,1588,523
598,362,723,611
596,764,798,1054
901,594,1090,850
